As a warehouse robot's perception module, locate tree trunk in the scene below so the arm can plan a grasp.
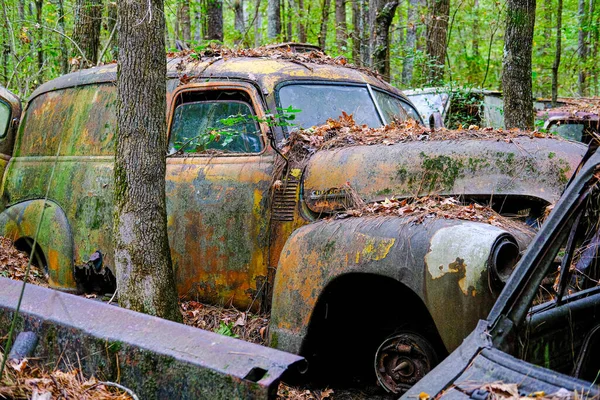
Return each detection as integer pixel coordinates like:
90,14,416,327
425,0,449,83
402,0,418,85
234,0,245,43
179,0,192,42
335,0,347,51
72,0,103,66
351,0,361,63
361,0,370,66
552,0,563,105
268,0,281,39
297,0,306,42
254,0,263,46
194,10,202,42
578,0,588,96
35,0,43,74
115,0,181,322
205,0,223,41
285,0,293,41
106,0,118,61
472,0,479,58
318,0,331,50
370,0,398,79
502,0,536,130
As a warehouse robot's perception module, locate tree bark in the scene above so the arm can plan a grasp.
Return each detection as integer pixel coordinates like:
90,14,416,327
179,0,192,42
205,0,223,41
351,0,361,63
370,0,398,79
297,0,306,42
35,0,43,74
552,0,563,105
425,0,449,83
115,0,181,322
72,0,103,66
233,0,245,43
268,0,281,39
472,0,480,58
335,0,347,50
318,0,331,50
502,0,536,130
578,0,588,96
402,0,418,85
106,0,118,61
254,0,263,46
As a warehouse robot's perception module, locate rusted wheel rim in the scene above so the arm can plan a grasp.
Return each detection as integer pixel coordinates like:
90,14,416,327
374,332,435,393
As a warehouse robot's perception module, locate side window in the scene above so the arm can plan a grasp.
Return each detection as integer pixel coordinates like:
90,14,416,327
168,90,263,155
0,100,11,139
372,89,420,124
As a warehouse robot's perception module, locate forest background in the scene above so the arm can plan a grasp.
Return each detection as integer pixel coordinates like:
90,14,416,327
0,0,597,100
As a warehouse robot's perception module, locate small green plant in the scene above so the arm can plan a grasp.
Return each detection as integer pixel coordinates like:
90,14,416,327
216,321,239,338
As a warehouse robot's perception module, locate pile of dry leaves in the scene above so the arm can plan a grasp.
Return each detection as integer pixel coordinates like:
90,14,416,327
0,237,48,287
170,42,381,79
0,350,134,399
180,300,269,345
339,195,526,231
281,113,549,161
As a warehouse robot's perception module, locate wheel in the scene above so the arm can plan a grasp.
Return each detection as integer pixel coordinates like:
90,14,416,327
374,331,437,394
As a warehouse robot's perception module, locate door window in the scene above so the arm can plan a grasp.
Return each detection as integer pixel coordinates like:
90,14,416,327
168,90,263,155
0,100,10,139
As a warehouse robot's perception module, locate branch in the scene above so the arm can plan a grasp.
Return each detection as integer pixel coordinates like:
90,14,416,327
98,21,119,65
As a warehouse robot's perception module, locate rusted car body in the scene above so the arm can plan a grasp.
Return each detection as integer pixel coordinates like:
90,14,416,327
0,56,586,392
405,147,600,399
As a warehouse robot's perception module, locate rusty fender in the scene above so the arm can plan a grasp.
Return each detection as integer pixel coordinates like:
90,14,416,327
0,200,75,291
269,215,530,355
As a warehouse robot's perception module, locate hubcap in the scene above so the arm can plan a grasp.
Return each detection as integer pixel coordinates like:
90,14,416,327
374,332,436,393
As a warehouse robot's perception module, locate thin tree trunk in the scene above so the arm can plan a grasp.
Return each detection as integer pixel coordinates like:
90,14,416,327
361,0,370,66
472,0,479,58
578,0,588,96
72,0,103,66
106,0,118,61
425,0,450,83
552,0,563,105
319,0,332,50
194,10,202,42
18,0,25,20
268,0,281,39
297,0,306,42
254,0,263,46
285,0,293,41
205,0,223,41
35,0,43,74
115,0,181,322
54,0,69,74
336,0,347,50
234,0,245,43
402,0,417,85
179,0,192,42
370,0,398,79
502,0,536,129
352,0,361,63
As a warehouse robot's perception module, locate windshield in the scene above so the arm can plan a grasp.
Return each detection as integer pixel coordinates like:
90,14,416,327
277,84,383,129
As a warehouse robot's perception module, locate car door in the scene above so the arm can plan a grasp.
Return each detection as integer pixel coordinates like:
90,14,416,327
165,82,274,312
0,86,21,184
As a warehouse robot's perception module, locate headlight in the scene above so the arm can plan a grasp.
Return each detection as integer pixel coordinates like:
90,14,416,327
489,235,520,289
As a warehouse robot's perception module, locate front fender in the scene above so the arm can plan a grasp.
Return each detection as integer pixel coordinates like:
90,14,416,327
269,216,526,354
0,200,75,292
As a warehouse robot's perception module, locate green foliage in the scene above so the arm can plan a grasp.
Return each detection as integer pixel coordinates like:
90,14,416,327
1,0,598,99
216,321,239,338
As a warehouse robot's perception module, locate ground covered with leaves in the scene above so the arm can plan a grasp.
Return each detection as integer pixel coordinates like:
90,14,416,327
0,348,134,399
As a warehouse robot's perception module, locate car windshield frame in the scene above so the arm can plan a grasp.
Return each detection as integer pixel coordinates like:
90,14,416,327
274,80,421,136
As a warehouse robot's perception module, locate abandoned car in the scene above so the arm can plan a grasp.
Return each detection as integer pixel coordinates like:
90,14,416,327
405,145,600,398
0,52,587,392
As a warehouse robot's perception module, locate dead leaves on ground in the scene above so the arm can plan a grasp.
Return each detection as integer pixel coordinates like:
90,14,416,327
0,237,48,287
0,351,133,400
180,300,269,345
277,383,334,400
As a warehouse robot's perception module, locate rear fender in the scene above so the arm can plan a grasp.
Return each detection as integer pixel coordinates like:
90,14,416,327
269,216,521,354
0,200,75,292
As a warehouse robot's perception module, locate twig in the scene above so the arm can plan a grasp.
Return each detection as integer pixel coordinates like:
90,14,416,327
87,381,139,400
98,21,119,65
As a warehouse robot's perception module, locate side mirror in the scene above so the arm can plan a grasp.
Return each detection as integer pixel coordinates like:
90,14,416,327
429,112,444,130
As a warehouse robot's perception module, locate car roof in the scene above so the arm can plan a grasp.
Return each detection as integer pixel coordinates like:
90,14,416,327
30,56,407,103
